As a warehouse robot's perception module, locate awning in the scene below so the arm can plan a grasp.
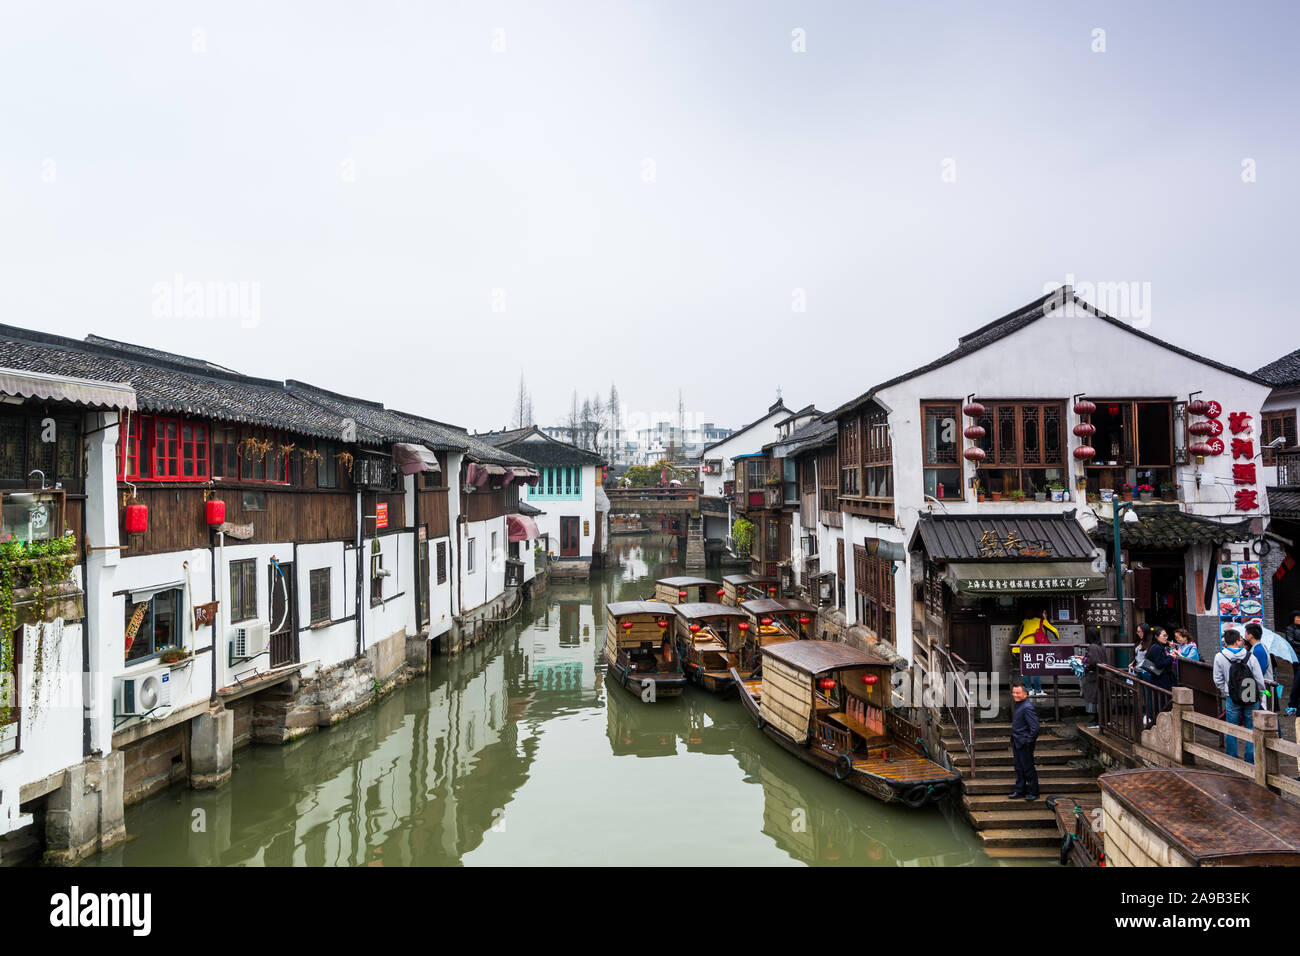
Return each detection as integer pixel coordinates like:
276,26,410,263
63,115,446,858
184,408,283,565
943,561,1107,596
507,514,540,542
505,466,539,486
0,366,136,411
392,442,440,476
466,462,507,487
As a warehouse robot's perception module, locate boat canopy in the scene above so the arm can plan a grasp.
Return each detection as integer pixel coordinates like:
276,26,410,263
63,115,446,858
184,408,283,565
762,640,893,675
657,576,716,588
723,574,776,586
606,601,674,617
673,602,749,621
741,598,817,616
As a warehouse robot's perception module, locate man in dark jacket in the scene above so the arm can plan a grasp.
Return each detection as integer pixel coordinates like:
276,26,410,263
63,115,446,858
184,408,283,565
1009,679,1040,800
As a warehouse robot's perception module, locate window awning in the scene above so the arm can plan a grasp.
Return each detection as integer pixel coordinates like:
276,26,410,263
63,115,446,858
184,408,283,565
943,561,1107,596
505,466,540,486
0,367,136,411
392,442,440,476
507,514,540,542
467,462,508,487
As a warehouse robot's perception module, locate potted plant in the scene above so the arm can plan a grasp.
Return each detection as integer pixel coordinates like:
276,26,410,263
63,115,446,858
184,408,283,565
1087,491,1101,504
1160,481,1177,501
1032,482,1047,503
990,490,1003,502
1048,480,1066,502
1008,489,1027,503
1100,487,1114,502
1137,483,1155,502
1120,481,1134,502
160,646,191,666
974,480,985,503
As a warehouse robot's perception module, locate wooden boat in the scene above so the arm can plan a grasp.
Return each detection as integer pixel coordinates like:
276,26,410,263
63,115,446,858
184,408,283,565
720,574,778,607
738,597,814,661
731,641,960,807
671,602,749,693
603,601,686,701
653,576,718,605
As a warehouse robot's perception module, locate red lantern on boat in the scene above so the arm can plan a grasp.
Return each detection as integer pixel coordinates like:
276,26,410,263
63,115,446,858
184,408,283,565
1072,422,1096,437
798,616,811,625
1073,399,1096,416
656,619,667,629
963,446,986,462
621,621,634,631
716,588,725,598
963,402,985,418
817,677,836,691
1073,445,1096,460
862,673,879,685
963,424,986,441
760,617,772,627
205,498,226,527
678,590,687,600
124,502,148,534
767,586,777,596
738,621,750,633
689,623,701,634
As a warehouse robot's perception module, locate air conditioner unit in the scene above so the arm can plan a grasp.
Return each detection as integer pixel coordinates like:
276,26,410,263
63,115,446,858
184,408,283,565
232,620,270,660
116,666,172,717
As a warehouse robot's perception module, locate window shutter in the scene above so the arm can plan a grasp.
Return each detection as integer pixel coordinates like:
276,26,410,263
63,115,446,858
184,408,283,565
1173,401,1188,465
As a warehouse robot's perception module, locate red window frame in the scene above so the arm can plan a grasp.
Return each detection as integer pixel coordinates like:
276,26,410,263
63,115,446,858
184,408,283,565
117,412,142,481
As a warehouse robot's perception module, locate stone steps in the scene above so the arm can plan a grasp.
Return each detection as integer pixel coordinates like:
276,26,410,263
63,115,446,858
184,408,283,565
978,828,1063,849
969,808,1059,829
984,845,1061,861
962,775,1101,796
958,763,1091,780
949,749,1082,767
941,735,1077,751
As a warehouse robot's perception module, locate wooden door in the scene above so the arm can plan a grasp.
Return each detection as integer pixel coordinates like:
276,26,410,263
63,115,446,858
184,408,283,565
268,559,297,668
417,538,430,627
949,618,989,671
560,516,580,557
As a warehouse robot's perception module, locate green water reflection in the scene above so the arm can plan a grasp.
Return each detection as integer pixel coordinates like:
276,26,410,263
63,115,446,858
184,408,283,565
85,539,990,866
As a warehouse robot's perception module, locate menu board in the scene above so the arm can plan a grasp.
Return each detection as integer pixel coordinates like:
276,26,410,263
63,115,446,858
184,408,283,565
1215,559,1263,646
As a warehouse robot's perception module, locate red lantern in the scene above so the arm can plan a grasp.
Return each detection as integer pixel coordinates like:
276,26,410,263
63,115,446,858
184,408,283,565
798,616,811,625
963,446,986,462
205,498,226,527
768,586,777,596
760,617,772,627
1189,421,1215,436
716,588,725,598
1073,445,1096,460
963,424,986,440
817,677,836,691
678,590,687,600
1073,399,1097,416
738,621,750,632
656,619,667,629
689,622,701,633
124,502,148,534
963,402,985,418
1189,441,1212,461
1187,399,1208,416
621,621,634,631
862,673,879,685
1072,422,1096,437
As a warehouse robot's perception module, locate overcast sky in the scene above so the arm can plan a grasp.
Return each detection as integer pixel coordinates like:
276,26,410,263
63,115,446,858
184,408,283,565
1,1,1295,433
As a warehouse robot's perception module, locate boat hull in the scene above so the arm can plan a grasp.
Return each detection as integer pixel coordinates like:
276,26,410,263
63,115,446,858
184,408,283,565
729,668,956,807
606,653,685,700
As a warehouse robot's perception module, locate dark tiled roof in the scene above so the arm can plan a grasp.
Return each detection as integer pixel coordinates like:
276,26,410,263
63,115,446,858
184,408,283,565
765,417,837,455
1268,488,1300,520
517,500,543,516
0,325,353,441
476,426,604,466
1089,505,1252,549
910,513,1098,562
1254,349,1300,389
825,286,1266,422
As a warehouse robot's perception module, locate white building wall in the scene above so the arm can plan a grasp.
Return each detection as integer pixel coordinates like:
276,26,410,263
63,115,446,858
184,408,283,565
525,463,599,561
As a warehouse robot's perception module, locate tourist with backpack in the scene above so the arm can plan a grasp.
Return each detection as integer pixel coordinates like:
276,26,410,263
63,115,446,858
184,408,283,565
1214,629,1265,764
1013,609,1058,697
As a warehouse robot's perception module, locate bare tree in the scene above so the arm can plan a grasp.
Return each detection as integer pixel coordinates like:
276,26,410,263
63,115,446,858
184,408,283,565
608,382,621,461
566,390,580,446
511,373,534,430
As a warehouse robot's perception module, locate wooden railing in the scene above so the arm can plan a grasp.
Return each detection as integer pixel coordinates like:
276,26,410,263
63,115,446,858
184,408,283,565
1096,663,1173,744
269,630,297,669
931,643,977,778
815,719,852,755
1151,686,1300,800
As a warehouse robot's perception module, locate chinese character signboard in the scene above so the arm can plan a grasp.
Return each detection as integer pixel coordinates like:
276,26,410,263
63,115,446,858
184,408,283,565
1019,645,1081,676
193,601,219,629
376,502,388,530
1082,598,1121,627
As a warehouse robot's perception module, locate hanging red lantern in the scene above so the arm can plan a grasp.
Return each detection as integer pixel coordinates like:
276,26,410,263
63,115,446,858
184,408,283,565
656,619,667,629
963,402,985,418
716,588,725,598
768,586,777,596
1187,399,1208,416
205,498,226,527
1189,421,1212,436
1073,445,1096,460
798,616,811,625
688,622,701,633
678,590,687,600
861,673,879,685
963,446,986,462
760,617,773,627
817,677,836,691
963,424,986,441
1073,399,1097,416
124,502,148,534
621,621,634,631
1072,422,1096,437
738,621,750,632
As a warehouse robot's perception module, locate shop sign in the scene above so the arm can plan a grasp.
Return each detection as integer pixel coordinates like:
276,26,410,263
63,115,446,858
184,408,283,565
958,576,1097,593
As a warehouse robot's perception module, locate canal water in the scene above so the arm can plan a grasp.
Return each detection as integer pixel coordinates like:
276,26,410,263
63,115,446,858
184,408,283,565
85,539,991,866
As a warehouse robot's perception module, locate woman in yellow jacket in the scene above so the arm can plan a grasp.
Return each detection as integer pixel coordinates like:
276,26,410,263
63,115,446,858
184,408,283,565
1012,610,1059,697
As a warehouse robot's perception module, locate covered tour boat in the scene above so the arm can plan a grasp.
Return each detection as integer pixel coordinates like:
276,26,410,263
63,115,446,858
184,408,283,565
603,601,686,701
671,602,750,693
737,597,816,670
720,574,779,607
731,641,959,807
652,576,718,605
